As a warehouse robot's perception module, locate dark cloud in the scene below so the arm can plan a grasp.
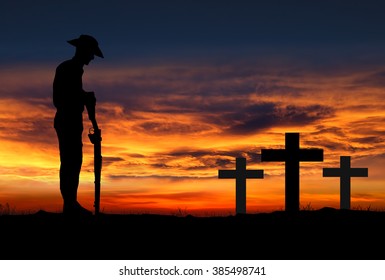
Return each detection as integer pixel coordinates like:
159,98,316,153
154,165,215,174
0,116,57,146
154,146,262,169
352,69,385,89
116,87,335,136
125,153,146,158
104,146,264,179
133,121,213,135
348,118,385,137
351,136,384,145
86,60,313,115
255,82,303,96
214,158,233,168
283,105,334,123
312,126,347,138
225,103,335,135
304,138,369,155
101,156,125,167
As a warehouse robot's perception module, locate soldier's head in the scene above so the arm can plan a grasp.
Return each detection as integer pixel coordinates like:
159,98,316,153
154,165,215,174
67,34,104,65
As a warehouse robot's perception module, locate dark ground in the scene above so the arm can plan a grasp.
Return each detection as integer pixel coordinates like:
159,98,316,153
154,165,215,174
0,207,384,260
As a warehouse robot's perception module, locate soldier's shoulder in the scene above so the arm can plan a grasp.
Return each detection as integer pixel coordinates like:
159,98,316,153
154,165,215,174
56,59,76,71
57,58,72,66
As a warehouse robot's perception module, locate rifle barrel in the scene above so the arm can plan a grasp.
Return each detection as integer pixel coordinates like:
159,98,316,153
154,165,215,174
89,128,102,216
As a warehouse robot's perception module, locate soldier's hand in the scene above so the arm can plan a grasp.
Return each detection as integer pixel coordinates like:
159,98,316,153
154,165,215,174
94,128,102,142
88,127,102,143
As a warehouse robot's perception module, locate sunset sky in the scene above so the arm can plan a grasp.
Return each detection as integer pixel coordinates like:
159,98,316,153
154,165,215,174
1,0,385,216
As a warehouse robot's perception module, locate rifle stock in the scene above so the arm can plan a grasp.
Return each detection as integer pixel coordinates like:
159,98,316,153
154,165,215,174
88,128,102,216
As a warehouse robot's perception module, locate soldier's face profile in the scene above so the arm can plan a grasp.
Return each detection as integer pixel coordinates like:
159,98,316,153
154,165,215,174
84,52,95,65
76,47,95,65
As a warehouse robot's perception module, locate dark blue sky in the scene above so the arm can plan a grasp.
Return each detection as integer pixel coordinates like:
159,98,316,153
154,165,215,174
2,0,385,65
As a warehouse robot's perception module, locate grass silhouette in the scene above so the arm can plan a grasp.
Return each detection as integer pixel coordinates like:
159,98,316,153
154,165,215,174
0,203,14,215
1,203,385,260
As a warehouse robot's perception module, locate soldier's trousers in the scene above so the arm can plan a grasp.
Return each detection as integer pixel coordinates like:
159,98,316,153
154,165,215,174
55,124,83,206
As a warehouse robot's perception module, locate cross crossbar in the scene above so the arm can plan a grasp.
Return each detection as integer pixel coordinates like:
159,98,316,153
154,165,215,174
261,132,324,212
323,156,368,209
218,157,264,214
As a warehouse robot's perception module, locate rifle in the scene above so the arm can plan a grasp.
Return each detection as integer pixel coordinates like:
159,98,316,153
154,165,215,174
88,127,102,216
85,91,102,216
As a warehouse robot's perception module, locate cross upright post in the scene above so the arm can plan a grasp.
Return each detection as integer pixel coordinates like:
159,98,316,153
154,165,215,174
218,157,264,214
323,156,368,210
261,132,324,212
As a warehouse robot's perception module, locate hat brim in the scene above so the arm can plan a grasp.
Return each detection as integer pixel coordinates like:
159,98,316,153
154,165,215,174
93,47,104,58
67,39,104,58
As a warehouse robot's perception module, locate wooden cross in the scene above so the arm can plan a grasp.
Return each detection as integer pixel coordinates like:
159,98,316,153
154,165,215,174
218,157,264,214
323,156,368,210
261,132,324,212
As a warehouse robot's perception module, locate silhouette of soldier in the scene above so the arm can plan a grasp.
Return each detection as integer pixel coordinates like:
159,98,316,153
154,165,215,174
53,34,103,216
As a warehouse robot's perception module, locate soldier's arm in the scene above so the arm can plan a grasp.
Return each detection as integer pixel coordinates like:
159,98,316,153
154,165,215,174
85,91,99,130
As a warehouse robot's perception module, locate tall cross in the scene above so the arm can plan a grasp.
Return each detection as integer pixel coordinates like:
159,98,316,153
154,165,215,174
323,156,368,210
218,157,264,214
261,132,324,212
